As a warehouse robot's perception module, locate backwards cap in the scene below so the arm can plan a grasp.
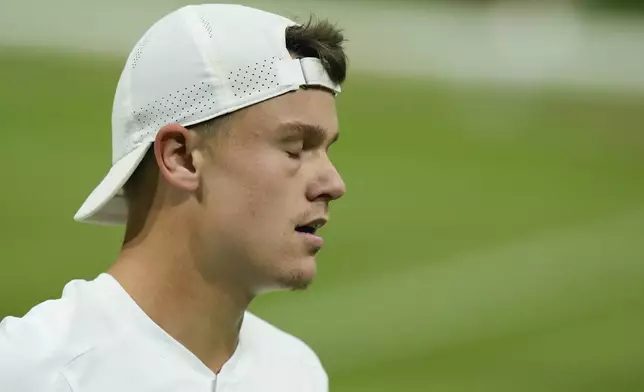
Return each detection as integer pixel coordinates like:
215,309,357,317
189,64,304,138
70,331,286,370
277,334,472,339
73,4,341,225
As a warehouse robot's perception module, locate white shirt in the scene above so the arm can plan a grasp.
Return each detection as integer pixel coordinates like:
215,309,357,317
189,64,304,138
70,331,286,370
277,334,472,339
0,274,328,392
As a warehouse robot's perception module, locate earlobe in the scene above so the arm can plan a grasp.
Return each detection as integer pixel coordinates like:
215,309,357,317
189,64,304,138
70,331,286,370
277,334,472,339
154,124,200,192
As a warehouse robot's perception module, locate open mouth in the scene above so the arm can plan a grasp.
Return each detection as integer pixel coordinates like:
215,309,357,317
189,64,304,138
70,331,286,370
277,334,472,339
295,218,327,249
295,225,318,235
295,218,326,235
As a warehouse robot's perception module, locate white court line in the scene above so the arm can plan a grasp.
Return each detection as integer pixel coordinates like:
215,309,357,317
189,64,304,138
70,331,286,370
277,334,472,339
257,208,644,371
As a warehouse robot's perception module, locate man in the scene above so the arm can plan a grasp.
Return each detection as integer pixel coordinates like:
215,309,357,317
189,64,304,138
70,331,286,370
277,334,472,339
0,3,347,391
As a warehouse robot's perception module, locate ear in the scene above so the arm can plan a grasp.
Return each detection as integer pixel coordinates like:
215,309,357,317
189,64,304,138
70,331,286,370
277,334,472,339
153,123,199,193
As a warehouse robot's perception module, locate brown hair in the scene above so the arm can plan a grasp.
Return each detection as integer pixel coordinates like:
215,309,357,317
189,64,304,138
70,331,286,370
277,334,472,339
123,16,348,215
285,16,348,85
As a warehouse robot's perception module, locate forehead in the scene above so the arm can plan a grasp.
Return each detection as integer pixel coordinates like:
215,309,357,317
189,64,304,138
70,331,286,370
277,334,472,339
232,88,339,139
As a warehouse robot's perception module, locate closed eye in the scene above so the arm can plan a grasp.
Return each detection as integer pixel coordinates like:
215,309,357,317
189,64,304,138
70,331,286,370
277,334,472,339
277,122,338,160
284,140,304,160
287,150,301,159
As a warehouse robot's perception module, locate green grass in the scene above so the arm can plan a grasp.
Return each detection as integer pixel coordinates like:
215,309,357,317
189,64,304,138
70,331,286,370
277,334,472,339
1,45,644,391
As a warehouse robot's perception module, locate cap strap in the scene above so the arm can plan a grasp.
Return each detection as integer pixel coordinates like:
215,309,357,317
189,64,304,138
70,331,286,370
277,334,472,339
277,57,341,95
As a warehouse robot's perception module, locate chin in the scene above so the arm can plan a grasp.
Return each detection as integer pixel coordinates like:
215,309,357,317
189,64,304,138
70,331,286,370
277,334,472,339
273,255,319,292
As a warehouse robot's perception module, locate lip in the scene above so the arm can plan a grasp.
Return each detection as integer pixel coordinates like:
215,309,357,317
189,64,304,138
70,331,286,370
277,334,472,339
297,231,325,249
302,217,328,231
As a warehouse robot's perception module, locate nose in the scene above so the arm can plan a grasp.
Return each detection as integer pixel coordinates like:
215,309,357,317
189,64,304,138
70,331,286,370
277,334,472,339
307,156,346,203
325,163,346,201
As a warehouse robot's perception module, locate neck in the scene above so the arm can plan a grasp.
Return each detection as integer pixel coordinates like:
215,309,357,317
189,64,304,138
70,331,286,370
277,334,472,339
109,221,252,374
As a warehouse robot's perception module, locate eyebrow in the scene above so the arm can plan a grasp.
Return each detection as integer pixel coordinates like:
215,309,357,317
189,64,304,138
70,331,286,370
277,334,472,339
278,122,339,147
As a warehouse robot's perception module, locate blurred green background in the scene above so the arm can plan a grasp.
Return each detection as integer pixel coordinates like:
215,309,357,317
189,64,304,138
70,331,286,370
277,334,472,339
1,1,644,391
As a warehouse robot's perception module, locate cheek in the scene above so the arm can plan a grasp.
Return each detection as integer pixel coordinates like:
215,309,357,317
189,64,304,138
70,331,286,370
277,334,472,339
204,148,300,232
200,152,306,274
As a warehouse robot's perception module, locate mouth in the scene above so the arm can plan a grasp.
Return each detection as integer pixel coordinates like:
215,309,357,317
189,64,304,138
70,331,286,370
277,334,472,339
295,218,327,235
295,218,327,249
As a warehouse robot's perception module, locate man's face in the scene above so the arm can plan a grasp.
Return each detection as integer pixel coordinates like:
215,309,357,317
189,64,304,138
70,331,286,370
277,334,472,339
194,88,345,293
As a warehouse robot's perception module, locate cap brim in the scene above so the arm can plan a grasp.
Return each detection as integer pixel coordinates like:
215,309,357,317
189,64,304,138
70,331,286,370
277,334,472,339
74,143,152,226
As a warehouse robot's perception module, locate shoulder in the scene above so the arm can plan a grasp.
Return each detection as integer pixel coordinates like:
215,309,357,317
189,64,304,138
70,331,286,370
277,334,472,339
0,277,105,391
241,312,328,385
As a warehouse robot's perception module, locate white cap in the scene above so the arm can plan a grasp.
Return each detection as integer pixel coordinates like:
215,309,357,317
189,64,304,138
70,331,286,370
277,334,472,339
73,3,342,226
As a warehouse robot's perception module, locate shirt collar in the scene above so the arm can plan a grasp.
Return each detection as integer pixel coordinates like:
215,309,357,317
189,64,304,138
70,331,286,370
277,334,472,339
92,273,249,381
